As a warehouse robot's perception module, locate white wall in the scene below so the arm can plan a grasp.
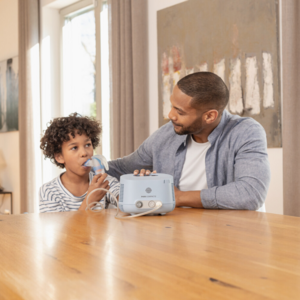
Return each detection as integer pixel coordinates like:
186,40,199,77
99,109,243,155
148,0,283,214
265,149,283,214
0,0,20,214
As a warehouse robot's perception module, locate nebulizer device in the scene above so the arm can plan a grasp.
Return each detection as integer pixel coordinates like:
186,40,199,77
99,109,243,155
83,156,175,219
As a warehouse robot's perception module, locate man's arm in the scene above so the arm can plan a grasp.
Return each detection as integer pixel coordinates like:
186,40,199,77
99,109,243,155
107,137,154,181
200,123,271,210
175,186,203,208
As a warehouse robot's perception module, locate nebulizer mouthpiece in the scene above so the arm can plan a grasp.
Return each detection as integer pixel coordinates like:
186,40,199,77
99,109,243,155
84,154,109,174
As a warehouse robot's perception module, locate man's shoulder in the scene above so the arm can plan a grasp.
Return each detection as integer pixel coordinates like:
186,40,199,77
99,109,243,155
224,111,265,137
217,111,267,152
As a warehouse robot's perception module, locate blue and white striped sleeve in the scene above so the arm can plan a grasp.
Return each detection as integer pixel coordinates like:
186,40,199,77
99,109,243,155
104,175,120,207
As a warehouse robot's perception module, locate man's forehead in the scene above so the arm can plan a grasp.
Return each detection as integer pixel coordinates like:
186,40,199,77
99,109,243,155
171,85,194,110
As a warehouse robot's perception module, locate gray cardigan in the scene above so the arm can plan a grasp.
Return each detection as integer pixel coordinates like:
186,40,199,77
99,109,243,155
107,110,271,210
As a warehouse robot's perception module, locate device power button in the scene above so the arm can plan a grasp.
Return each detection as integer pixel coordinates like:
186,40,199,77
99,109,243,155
148,201,156,208
136,201,143,208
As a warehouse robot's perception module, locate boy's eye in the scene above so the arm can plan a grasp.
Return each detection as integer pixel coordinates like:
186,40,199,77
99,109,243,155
71,146,77,150
85,143,92,147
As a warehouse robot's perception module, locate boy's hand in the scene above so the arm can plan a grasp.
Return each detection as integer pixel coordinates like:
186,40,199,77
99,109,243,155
88,173,110,198
133,169,157,176
79,173,110,210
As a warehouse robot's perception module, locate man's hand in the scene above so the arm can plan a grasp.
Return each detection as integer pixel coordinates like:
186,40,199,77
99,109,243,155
133,169,157,176
174,186,204,208
79,173,110,211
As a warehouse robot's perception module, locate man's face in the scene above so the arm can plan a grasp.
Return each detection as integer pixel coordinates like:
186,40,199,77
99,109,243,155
55,133,94,176
168,85,207,135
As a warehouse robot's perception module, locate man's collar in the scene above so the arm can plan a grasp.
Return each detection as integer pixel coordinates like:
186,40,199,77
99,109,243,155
207,109,229,145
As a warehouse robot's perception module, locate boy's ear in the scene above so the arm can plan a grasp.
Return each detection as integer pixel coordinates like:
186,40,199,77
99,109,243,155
54,153,65,165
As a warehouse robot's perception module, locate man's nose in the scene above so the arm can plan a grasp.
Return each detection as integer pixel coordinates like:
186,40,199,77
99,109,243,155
168,107,176,120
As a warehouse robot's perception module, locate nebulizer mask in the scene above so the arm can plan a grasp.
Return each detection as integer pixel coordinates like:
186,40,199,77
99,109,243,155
83,154,109,175
83,155,168,219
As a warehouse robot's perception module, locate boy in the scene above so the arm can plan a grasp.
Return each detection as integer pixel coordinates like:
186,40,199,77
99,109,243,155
39,113,119,213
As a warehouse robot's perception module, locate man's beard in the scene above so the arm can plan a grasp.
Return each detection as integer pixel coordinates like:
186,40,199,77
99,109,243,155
172,118,204,136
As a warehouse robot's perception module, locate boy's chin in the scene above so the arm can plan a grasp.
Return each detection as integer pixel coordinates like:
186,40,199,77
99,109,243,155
80,166,91,174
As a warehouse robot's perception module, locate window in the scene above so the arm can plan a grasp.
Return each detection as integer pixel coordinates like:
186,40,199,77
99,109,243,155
62,7,96,118
61,0,110,159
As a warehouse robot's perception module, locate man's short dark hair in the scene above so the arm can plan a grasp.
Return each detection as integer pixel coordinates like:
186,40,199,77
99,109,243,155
40,113,102,168
177,72,229,111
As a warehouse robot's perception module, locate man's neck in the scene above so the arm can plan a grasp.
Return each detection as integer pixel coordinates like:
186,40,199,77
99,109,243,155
192,118,221,143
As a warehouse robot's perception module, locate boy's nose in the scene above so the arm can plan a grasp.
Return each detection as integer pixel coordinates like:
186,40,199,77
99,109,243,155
80,148,88,157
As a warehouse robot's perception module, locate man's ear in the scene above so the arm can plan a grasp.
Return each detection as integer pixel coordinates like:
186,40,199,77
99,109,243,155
204,110,219,124
54,153,65,165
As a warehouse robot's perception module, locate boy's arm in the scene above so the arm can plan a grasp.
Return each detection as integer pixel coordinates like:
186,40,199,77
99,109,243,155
103,175,120,208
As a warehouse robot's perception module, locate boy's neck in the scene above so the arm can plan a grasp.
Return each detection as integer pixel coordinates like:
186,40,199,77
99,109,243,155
61,170,90,197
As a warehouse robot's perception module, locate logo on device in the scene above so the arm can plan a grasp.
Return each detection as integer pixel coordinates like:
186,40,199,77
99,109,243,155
145,188,152,193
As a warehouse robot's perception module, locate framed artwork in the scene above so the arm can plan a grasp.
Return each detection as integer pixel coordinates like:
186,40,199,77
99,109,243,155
0,56,19,132
157,0,281,147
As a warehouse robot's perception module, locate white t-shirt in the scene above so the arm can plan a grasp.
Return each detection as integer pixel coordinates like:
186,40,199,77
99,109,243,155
179,136,211,191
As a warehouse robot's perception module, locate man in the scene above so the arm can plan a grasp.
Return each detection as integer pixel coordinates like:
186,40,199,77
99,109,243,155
107,72,270,210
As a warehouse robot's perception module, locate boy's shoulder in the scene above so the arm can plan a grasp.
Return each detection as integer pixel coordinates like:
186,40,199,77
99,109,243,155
39,175,63,198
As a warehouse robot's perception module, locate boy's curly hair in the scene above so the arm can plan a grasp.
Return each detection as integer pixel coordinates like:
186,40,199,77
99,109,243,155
40,113,102,168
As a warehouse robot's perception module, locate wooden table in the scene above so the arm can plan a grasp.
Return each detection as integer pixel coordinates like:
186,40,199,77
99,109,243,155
0,209,300,300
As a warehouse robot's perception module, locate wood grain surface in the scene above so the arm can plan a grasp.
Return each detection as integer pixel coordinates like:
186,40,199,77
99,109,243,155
0,209,299,300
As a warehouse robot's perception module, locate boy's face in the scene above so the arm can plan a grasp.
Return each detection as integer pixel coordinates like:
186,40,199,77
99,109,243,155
55,133,93,176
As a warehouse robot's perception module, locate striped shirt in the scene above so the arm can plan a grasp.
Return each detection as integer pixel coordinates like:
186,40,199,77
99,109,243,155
39,172,120,213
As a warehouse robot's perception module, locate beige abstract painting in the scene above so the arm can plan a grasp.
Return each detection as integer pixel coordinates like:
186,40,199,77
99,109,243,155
157,0,281,147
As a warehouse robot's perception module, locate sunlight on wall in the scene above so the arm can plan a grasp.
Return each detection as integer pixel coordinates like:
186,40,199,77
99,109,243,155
30,43,42,212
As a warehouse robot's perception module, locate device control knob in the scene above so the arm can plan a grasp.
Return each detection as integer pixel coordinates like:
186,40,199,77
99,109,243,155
148,200,156,208
136,201,143,208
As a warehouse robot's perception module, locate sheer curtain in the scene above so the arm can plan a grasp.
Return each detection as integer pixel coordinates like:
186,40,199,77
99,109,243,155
282,0,300,217
18,0,41,213
108,0,149,159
